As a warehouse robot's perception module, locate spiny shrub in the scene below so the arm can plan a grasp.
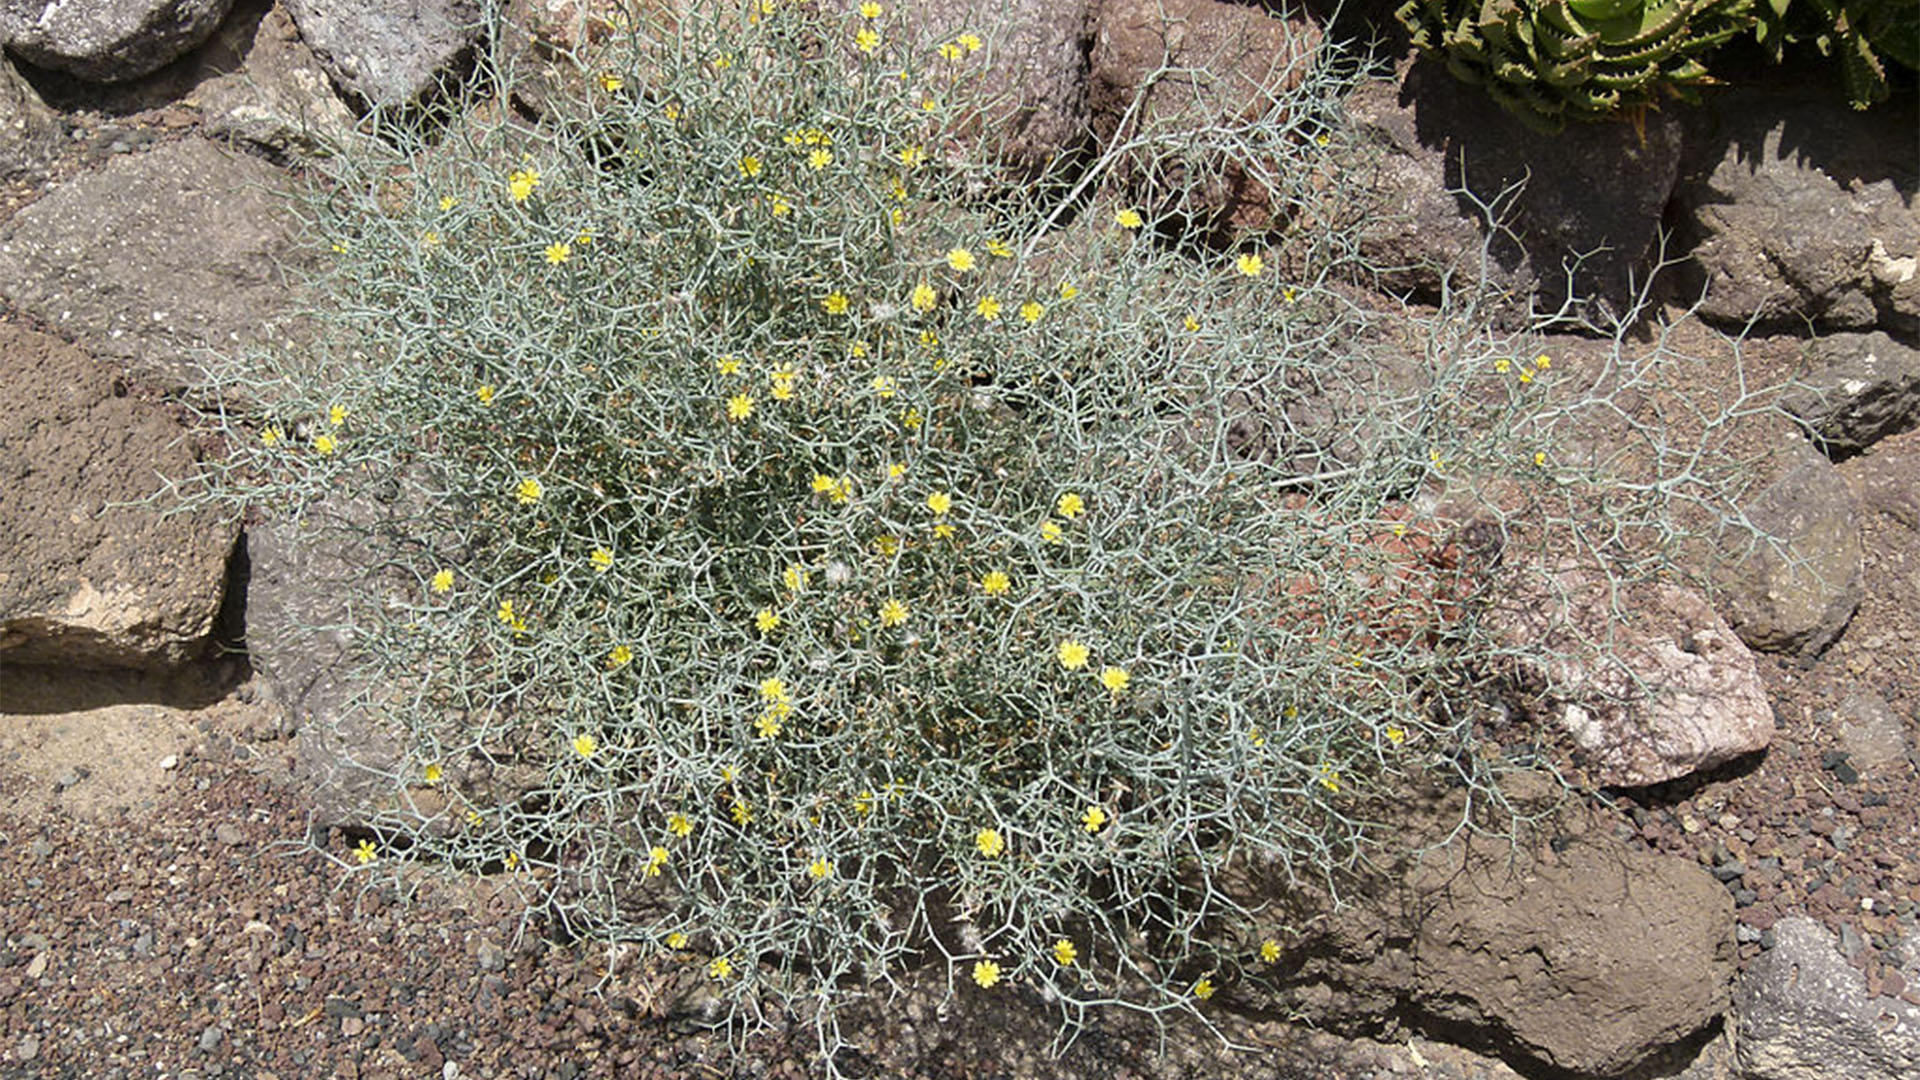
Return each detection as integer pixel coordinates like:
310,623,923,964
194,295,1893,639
189,0,1774,1063
1397,0,1757,132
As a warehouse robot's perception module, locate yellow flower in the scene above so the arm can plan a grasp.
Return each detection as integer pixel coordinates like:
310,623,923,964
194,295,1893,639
901,407,922,430
1535,353,1551,370
312,433,336,456
981,570,1010,596
783,564,807,592
1385,725,1407,744
466,808,483,827
932,522,955,540
926,491,953,515
544,241,572,265
771,364,799,400
1184,314,1201,332
873,374,900,398
755,710,784,738
822,291,850,315
727,393,754,421
668,812,693,837
599,72,623,92
1058,281,1079,300
910,281,937,311
1115,208,1143,229
1057,639,1090,670
646,846,669,876
1080,805,1108,833
508,168,539,203
716,355,741,376
1056,492,1085,519
1317,767,1340,793
972,960,1001,988
591,547,614,572
1052,940,1077,966
354,839,377,864
938,41,963,60
1235,252,1264,277
1518,369,1533,384
515,477,543,504
873,534,900,556
738,155,762,178
975,827,1005,857
423,763,444,785
958,32,983,51
1534,450,1547,467
946,247,976,272
855,27,880,53
328,404,347,426
420,229,442,249
853,790,874,815
859,0,882,16
608,644,634,668
730,800,752,825
986,238,1013,258
1260,938,1282,963
808,148,833,170
709,957,734,980
1100,666,1130,694
976,295,1002,320
899,144,926,168
1494,358,1512,374
769,194,792,216
476,384,495,405
755,608,781,634
1020,301,1044,324
1193,977,1216,1000
498,599,517,625
879,598,909,627
261,426,282,446
438,195,458,211
572,733,598,758
806,856,834,880
666,931,689,949
1282,287,1297,303
504,851,521,871
1040,520,1064,544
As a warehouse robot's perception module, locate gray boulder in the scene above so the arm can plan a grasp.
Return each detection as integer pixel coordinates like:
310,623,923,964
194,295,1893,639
1736,915,1920,1080
0,0,234,82
0,136,304,393
244,498,408,830
1714,440,1863,657
282,0,483,108
191,0,358,157
1340,53,1684,324
1675,88,1919,335
897,0,1096,179
0,56,58,181
0,326,236,670
1784,331,1920,459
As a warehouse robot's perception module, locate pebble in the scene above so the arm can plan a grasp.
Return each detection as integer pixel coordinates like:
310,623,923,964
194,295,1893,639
215,823,245,846
18,1035,38,1061
198,1025,223,1053
477,941,505,972
25,953,48,980
160,754,179,771
29,839,52,860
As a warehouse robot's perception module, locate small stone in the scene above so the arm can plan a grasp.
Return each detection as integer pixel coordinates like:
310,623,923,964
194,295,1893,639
214,823,245,846
29,839,53,859
24,953,47,980
198,1025,223,1053
476,941,505,972
17,1035,38,1061
1714,859,1749,883
160,755,179,771
340,1015,364,1037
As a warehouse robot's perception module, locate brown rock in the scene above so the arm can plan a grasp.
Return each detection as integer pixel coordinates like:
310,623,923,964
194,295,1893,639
0,326,236,670
1088,0,1323,242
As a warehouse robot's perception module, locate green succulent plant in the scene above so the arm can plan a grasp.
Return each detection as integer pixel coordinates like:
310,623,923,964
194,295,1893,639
1755,0,1919,107
1398,0,1758,131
